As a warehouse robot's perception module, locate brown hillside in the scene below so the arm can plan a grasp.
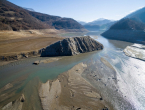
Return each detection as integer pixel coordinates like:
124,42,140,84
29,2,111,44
0,0,51,31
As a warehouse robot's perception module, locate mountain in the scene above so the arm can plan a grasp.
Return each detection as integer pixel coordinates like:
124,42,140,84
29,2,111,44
101,7,145,44
28,11,85,30
0,0,51,31
87,18,114,26
23,7,35,12
0,0,86,31
110,18,145,30
125,7,145,24
78,21,87,25
83,18,116,31
83,24,100,31
100,21,117,30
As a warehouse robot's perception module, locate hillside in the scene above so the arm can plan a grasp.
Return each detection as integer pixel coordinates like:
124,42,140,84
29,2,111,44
0,0,86,31
101,7,145,44
0,0,51,31
23,7,35,12
125,7,145,23
110,18,145,30
28,11,85,30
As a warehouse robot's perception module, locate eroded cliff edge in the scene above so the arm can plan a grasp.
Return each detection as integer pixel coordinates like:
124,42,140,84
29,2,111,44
40,36,103,57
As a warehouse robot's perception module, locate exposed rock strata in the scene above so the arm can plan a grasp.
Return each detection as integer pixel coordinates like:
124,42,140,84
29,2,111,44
124,43,145,60
40,36,103,56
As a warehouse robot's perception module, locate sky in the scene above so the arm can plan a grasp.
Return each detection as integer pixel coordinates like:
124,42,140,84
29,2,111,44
8,0,145,22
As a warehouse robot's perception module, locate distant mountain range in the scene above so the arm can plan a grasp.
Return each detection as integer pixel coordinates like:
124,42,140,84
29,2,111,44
78,21,86,25
102,7,145,44
0,0,86,31
87,18,115,26
78,18,116,31
23,7,35,12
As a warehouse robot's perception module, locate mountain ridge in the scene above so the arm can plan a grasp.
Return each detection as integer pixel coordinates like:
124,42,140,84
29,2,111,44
101,7,145,44
0,0,86,31
79,18,116,31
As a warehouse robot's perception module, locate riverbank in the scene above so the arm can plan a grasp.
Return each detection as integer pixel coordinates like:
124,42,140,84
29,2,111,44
1,63,113,110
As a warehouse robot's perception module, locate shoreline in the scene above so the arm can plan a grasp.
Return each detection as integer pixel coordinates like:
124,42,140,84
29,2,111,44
39,63,112,110
1,62,113,110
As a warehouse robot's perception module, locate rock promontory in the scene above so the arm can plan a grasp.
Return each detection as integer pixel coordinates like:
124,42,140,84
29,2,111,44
40,36,103,56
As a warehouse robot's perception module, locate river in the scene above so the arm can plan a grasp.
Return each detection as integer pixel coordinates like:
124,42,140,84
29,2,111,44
0,31,145,110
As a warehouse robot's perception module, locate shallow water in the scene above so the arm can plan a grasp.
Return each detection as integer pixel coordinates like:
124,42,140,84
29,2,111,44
0,31,145,110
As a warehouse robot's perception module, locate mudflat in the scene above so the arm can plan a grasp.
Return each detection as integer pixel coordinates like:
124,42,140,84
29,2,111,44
39,63,112,110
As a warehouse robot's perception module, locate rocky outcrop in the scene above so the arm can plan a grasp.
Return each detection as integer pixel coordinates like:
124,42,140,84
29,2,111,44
124,43,145,60
40,36,103,57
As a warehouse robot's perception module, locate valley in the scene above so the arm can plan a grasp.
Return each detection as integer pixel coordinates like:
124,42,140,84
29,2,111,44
0,0,145,110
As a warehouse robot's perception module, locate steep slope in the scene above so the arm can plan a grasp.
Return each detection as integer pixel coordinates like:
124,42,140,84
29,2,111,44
27,11,85,30
0,0,51,31
40,36,103,56
125,7,145,23
110,18,145,30
102,7,145,44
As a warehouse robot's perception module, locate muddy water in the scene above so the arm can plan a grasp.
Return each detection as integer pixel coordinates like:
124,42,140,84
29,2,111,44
0,31,145,110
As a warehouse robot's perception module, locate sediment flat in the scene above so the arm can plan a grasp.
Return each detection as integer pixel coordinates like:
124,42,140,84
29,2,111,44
0,36,63,56
39,63,112,110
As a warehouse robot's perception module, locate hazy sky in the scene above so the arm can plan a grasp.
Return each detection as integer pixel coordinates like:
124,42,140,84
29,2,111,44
8,0,145,22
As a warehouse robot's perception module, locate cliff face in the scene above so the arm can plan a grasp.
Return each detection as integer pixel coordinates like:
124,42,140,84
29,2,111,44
40,36,103,56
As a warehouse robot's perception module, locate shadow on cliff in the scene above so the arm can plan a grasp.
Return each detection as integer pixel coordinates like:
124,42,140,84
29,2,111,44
39,36,104,57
